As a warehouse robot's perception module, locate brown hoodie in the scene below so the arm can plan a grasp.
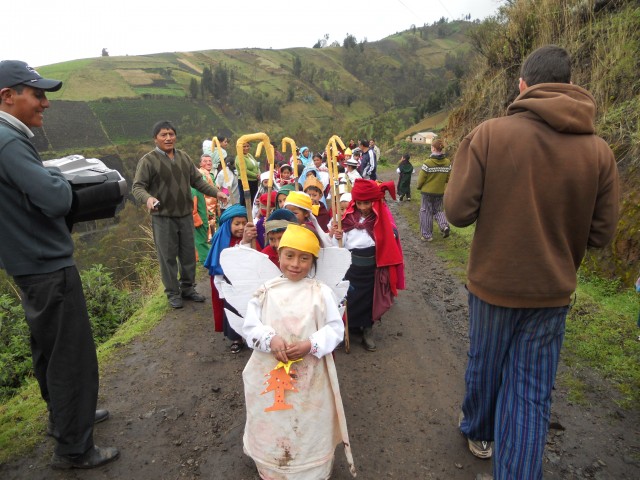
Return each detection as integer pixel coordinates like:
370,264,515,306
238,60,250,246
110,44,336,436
444,83,619,308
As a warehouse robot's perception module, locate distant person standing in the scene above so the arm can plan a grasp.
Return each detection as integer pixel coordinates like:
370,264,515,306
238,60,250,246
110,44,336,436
0,60,119,469
416,139,451,241
445,45,619,479
133,120,227,309
369,139,381,172
358,139,376,180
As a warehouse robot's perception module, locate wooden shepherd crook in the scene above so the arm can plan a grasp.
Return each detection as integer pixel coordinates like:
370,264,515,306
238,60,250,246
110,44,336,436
236,133,275,211
325,134,351,353
256,141,276,216
281,137,298,189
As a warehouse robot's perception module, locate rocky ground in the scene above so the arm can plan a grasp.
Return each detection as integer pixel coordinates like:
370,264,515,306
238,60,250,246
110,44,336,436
1,174,639,479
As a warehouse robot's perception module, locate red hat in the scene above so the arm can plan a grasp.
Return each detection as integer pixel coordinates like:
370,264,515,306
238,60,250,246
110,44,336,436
351,179,396,202
259,191,278,216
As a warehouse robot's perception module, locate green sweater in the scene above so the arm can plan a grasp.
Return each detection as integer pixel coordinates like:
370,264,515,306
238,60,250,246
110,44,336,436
416,153,451,195
132,148,219,217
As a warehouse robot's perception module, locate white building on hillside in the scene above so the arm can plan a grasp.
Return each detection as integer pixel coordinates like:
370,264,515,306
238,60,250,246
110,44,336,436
411,131,438,144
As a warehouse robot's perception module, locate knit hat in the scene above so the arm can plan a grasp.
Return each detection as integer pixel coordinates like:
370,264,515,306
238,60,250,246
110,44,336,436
278,224,320,257
351,179,397,201
259,191,278,216
265,209,297,234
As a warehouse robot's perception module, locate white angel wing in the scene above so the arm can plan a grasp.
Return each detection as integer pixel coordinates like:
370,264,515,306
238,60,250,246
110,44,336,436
219,246,280,318
316,247,351,302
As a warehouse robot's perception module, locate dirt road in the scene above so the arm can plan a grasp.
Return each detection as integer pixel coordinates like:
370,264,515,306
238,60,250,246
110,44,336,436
2,187,639,479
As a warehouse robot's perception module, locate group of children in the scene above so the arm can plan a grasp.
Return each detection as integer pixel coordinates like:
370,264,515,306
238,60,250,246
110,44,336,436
195,135,455,479
200,157,405,477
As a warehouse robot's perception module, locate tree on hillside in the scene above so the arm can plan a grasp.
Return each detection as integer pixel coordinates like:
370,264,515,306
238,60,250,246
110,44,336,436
292,55,302,78
312,34,330,48
213,64,230,98
189,78,199,99
343,34,358,50
201,67,214,97
102,48,109,57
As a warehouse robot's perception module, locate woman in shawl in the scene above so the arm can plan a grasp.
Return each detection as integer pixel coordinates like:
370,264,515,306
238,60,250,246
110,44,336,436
297,146,314,168
396,153,414,201
203,204,248,353
332,179,405,351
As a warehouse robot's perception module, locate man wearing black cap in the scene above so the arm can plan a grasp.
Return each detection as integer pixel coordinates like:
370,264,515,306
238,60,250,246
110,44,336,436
0,60,119,469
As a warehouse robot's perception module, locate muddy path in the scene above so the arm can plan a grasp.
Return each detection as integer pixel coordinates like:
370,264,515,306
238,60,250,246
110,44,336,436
2,172,639,479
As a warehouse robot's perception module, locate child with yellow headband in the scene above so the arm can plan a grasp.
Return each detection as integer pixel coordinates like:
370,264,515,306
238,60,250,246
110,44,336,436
238,224,356,479
283,191,333,247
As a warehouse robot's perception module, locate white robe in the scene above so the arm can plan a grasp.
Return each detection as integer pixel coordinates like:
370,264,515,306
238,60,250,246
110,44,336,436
241,277,356,479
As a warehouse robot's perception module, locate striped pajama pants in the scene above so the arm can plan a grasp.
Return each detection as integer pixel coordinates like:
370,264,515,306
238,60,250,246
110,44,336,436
419,193,449,240
460,292,568,480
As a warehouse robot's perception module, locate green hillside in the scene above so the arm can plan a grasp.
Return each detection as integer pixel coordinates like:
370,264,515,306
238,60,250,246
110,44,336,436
33,20,474,152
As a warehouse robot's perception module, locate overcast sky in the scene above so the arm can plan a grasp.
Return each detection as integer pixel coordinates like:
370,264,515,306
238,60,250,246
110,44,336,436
2,0,503,68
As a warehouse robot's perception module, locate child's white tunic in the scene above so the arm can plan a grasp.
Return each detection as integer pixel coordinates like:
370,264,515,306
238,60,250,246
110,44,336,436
241,276,356,479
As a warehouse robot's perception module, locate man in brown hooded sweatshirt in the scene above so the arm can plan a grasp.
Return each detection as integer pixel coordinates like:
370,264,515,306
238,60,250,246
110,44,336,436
445,45,619,480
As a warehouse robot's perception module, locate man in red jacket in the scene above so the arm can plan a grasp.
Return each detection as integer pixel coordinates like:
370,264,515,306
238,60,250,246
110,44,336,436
445,45,619,480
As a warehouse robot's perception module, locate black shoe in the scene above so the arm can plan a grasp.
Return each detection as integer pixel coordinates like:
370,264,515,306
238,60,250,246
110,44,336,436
169,297,184,308
182,291,205,302
51,445,120,469
442,227,450,238
47,409,110,437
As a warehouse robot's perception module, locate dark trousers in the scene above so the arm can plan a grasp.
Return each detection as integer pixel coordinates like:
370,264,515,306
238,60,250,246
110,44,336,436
14,266,98,456
151,214,197,299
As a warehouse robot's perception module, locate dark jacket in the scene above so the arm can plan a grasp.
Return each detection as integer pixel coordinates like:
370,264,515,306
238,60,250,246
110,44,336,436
0,114,74,276
444,83,619,308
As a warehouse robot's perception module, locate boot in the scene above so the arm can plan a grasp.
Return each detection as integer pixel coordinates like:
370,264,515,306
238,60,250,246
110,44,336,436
362,326,376,351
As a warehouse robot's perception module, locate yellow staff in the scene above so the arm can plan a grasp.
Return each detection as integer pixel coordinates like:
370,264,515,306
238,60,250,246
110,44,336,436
325,134,350,352
260,143,275,217
327,135,346,244
281,137,298,189
212,136,229,184
236,133,274,215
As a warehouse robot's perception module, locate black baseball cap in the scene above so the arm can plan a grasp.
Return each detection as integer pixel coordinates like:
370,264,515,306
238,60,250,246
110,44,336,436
0,60,62,92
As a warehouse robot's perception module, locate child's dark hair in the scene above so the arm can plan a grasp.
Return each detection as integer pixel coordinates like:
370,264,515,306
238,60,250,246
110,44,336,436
401,153,411,162
304,185,323,196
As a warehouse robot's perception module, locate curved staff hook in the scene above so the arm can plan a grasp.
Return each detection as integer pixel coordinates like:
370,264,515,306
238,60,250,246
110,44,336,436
281,137,298,190
325,134,350,352
236,132,274,215
212,136,229,185
256,141,276,216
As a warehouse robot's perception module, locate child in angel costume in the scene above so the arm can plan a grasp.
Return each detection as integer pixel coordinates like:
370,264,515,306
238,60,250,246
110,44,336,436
220,224,357,479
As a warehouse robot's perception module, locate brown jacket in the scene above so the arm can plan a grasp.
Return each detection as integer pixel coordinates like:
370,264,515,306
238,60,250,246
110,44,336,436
444,83,619,308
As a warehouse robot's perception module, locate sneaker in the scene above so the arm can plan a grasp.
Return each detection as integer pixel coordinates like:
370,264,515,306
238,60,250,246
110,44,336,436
458,411,493,459
442,227,450,238
421,236,433,242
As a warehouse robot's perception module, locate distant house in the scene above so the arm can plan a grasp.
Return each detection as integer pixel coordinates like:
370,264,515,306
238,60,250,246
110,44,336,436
411,131,437,144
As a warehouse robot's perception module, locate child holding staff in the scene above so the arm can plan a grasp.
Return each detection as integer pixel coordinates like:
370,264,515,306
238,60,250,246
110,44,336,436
203,204,248,353
333,179,405,351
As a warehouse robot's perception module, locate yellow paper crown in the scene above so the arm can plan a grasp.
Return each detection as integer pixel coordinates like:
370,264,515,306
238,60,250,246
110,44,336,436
285,191,320,216
278,224,320,257
303,176,324,194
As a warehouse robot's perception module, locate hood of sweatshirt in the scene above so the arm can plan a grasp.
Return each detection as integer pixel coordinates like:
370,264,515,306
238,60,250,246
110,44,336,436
507,83,596,134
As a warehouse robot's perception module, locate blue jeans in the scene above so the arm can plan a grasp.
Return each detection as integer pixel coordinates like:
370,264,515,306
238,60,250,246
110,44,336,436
459,292,568,480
